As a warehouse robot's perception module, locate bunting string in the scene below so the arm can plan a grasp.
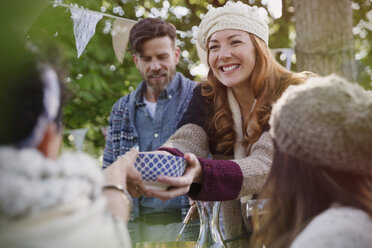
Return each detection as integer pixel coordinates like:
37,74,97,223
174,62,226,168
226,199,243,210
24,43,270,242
50,1,187,62
52,1,185,34
51,2,137,24
48,1,293,68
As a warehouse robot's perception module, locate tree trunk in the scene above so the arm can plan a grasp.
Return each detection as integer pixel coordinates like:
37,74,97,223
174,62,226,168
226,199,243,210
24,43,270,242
292,0,356,81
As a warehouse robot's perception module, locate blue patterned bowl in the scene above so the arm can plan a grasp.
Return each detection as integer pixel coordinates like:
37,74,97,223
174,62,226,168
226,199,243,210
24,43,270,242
134,152,186,190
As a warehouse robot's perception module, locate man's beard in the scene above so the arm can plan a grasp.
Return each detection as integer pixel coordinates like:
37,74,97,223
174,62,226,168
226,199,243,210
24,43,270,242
144,68,176,93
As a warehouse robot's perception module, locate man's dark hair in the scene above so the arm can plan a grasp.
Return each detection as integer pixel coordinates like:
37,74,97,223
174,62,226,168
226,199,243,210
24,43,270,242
129,18,177,54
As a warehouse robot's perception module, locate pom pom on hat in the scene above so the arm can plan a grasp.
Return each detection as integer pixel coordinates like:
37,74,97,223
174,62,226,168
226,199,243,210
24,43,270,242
270,74,372,173
197,1,269,52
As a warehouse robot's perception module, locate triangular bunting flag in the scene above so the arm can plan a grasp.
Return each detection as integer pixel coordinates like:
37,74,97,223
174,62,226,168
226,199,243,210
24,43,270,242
70,8,103,58
69,128,88,152
111,19,136,63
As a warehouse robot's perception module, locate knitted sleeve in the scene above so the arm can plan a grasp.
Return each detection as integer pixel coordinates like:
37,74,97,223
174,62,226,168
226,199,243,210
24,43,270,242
189,131,272,201
161,131,272,201
161,86,211,158
158,146,243,201
233,130,273,198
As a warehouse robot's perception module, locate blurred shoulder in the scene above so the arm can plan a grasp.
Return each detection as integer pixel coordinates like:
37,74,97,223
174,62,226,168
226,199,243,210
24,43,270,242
291,206,372,248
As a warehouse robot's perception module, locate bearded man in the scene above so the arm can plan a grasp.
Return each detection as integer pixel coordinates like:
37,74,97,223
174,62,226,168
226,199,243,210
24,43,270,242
103,18,198,246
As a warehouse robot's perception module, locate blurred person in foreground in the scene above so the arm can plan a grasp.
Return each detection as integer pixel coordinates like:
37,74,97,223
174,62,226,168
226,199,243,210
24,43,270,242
251,74,372,248
0,49,139,248
103,18,198,244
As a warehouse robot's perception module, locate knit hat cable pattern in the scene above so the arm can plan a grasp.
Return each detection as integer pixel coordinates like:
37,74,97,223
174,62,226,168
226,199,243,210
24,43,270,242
197,1,269,51
269,74,372,173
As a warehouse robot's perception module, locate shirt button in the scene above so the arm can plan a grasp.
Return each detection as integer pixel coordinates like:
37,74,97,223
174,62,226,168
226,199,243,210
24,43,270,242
168,95,172,99
154,133,159,138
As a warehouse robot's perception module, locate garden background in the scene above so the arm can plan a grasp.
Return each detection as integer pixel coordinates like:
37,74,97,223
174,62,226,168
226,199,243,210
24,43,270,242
18,0,372,161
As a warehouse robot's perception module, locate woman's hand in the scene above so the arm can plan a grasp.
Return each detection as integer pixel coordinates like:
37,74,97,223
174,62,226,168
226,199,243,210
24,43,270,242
103,148,146,197
102,148,145,222
146,153,203,201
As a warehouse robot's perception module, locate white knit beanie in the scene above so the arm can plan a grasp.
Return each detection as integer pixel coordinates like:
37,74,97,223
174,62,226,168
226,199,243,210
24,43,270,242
197,1,269,52
269,74,372,173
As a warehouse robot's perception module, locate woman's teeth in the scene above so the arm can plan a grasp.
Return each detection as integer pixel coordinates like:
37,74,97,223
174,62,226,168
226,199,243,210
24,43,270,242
222,65,239,72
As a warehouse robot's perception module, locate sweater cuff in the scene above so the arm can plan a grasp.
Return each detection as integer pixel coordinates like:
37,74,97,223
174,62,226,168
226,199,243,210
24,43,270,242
157,147,185,157
188,158,243,201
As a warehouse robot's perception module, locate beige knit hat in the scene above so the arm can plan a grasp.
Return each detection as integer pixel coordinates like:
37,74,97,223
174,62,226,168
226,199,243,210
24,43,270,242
269,74,372,173
197,1,269,53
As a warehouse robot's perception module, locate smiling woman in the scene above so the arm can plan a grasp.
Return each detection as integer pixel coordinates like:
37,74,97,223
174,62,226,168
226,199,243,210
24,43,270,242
144,1,316,247
207,30,256,92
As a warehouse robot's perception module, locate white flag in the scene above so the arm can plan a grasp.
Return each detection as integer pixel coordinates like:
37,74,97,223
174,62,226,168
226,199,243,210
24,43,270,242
70,8,103,57
111,19,136,63
69,128,88,152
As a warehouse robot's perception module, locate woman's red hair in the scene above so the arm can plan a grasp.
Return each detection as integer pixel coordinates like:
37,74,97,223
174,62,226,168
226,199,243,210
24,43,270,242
201,34,314,154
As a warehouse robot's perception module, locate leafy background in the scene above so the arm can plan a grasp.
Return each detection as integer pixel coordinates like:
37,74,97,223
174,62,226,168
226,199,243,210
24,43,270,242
28,0,372,161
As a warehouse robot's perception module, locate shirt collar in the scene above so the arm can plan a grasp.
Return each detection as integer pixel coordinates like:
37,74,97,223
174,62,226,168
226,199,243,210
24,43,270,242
164,72,181,98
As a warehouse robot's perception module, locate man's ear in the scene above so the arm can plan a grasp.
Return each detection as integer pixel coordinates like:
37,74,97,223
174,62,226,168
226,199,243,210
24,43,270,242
37,122,61,159
174,47,181,65
133,53,140,70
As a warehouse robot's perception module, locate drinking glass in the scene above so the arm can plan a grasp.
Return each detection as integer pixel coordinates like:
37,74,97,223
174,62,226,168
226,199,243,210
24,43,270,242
240,197,270,232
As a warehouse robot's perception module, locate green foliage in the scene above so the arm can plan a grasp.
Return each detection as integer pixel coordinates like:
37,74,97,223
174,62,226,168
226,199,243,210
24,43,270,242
28,0,371,159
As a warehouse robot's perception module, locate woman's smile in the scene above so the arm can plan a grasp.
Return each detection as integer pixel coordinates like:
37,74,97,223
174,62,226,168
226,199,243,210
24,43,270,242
219,64,240,73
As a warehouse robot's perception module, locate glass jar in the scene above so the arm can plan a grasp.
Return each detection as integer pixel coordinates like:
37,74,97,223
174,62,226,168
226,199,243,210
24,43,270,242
195,201,225,248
